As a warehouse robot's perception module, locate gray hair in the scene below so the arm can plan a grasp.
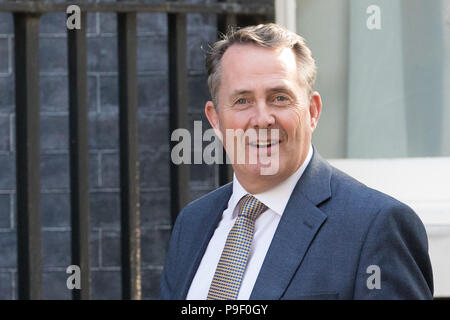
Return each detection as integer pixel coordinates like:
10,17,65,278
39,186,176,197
205,23,317,106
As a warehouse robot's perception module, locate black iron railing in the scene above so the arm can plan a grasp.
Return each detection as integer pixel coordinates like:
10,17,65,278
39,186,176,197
0,0,273,300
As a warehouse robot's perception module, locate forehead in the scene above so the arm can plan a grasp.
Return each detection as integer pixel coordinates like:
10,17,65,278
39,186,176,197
220,44,299,91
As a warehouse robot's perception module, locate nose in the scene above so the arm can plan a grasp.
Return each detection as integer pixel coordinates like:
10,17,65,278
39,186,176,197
250,101,275,129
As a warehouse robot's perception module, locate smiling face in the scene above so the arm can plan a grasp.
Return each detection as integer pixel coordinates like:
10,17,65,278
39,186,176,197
205,44,322,194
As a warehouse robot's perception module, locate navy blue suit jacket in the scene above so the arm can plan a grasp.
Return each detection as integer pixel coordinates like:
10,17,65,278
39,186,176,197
160,151,433,299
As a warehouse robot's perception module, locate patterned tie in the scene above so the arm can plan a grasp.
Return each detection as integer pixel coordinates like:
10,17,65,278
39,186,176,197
207,194,268,300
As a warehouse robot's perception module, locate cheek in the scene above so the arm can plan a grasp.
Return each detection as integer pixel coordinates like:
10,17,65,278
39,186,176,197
220,111,250,130
280,108,309,140
217,111,248,145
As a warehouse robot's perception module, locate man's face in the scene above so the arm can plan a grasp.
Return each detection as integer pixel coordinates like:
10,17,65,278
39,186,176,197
205,44,321,193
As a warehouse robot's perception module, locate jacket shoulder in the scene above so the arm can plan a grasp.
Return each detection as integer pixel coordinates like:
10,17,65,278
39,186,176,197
328,164,415,214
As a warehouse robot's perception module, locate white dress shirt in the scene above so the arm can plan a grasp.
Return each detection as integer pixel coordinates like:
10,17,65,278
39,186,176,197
186,145,313,300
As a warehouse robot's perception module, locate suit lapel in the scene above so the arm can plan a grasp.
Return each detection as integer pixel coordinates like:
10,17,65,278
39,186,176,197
250,151,332,300
177,183,233,299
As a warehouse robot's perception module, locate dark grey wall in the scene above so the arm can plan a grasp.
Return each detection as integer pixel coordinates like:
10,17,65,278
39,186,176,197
0,6,219,299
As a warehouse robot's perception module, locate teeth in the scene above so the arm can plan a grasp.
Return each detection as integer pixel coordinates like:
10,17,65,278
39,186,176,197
249,141,279,147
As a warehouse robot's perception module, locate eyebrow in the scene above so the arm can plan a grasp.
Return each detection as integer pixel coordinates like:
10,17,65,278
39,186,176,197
230,86,295,98
265,86,295,96
230,90,253,99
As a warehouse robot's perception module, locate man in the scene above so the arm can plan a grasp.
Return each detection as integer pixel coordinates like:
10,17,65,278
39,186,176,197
160,23,433,299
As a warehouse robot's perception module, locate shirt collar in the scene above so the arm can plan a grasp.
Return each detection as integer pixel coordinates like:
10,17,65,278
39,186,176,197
229,144,314,217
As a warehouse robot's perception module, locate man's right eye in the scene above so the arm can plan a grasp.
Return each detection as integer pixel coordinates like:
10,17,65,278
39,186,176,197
236,98,247,104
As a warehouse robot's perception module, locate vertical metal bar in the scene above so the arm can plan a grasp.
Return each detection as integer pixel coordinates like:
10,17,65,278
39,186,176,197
67,11,91,300
218,154,234,185
117,12,141,300
168,13,190,225
13,13,42,300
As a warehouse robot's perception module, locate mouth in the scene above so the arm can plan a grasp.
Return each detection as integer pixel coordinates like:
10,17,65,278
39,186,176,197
248,140,280,149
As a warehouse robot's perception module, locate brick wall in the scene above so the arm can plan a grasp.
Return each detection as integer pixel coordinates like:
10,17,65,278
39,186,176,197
0,4,219,299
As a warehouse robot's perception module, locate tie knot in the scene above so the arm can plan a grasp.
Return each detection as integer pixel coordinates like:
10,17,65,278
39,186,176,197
238,195,267,221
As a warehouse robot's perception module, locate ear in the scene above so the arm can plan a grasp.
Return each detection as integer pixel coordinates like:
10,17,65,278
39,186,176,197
308,91,322,132
204,101,223,141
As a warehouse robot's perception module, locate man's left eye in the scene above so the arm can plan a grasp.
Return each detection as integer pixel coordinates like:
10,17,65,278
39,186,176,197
275,96,288,102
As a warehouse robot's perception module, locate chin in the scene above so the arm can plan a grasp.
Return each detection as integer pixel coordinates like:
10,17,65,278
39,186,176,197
237,161,283,179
